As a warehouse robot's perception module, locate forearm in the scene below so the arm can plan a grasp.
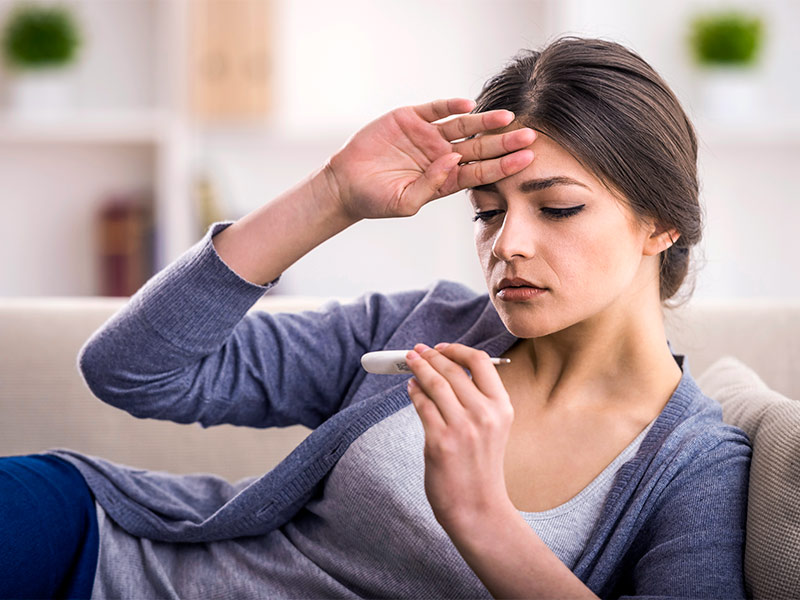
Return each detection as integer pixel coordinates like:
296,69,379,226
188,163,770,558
447,501,599,600
211,163,359,286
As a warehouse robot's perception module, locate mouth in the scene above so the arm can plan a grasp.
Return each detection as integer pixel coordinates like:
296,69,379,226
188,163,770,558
495,277,549,301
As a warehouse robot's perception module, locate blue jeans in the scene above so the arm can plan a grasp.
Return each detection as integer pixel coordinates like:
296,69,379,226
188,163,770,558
0,454,99,599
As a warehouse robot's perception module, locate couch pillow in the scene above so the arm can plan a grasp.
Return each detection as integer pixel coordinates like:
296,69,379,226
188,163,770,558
697,356,800,600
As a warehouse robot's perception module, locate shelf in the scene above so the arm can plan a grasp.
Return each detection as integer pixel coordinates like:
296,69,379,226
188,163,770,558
0,110,173,144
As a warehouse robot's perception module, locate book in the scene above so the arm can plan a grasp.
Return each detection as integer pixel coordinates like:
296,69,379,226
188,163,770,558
97,192,153,297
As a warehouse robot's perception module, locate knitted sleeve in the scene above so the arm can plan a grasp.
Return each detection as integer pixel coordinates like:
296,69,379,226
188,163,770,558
77,221,428,429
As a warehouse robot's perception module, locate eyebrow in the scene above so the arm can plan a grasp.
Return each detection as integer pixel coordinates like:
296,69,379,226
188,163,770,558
469,176,590,194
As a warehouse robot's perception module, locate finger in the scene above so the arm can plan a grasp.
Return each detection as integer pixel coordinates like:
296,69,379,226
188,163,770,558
435,343,509,401
407,377,446,433
454,127,536,163
455,149,535,190
414,344,489,413
437,109,516,142
412,98,476,123
401,152,462,207
405,348,465,426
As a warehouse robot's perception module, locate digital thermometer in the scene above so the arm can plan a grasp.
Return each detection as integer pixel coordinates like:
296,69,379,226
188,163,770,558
360,350,511,374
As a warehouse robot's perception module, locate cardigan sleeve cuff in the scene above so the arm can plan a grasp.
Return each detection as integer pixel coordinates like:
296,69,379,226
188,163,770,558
129,221,281,353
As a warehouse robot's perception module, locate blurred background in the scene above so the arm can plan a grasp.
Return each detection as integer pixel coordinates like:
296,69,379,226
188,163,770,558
0,0,797,300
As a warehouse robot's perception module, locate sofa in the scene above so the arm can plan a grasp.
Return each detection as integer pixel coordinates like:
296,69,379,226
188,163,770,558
1,295,798,598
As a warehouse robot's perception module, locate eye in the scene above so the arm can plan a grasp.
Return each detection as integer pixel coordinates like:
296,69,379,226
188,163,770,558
541,204,585,220
472,210,504,223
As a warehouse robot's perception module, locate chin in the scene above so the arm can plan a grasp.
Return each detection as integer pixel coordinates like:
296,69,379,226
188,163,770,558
493,303,566,339
504,321,563,339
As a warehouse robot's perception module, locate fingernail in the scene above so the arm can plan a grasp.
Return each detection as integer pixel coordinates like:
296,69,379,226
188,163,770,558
414,343,430,353
434,342,450,350
407,378,418,390
406,350,419,361
446,153,462,171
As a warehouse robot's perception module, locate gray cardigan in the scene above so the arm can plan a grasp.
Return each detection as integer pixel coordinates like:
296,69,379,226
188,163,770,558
52,222,750,599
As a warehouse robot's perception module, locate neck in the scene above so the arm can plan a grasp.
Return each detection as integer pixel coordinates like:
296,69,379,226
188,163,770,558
512,284,682,410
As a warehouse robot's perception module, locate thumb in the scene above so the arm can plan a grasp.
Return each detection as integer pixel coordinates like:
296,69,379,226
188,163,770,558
402,153,462,207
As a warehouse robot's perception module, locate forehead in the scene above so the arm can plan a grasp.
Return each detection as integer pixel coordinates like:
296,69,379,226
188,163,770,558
470,123,636,220
494,126,598,190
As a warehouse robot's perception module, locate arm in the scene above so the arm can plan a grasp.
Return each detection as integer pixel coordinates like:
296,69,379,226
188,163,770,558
448,502,598,599
211,99,535,286
79,251,431,429
79,99,536,428
406,342,598,599
405,343,750,599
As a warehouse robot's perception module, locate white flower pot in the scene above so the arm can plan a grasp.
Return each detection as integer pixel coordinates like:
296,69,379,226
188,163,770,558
696,66,762,122
5,67,75,117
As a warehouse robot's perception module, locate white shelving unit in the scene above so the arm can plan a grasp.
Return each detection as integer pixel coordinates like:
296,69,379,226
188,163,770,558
0,0,557,297
0,110,168,143
0,0,194,296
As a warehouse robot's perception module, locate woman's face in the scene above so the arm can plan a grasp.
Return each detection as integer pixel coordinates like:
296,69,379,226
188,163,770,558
470,131,657,339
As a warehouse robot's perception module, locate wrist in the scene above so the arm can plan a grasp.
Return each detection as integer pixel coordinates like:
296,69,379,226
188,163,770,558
211,165,359,287
311,157,359,227
439,493,518,541
445,501,599,600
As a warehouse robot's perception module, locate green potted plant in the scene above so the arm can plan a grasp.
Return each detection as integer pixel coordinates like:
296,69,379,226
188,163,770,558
0,1,83,114
688,10,765,121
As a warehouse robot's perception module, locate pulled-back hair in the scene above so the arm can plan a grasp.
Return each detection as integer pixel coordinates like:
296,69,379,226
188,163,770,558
474,37,701,303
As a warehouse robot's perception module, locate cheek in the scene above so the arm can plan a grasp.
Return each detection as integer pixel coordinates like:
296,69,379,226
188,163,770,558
551,225,633,289
474,229,494,271
563,223,644,291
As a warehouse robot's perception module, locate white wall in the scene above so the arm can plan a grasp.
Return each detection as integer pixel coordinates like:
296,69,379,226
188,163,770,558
198,0,555,297
199,0,800,300
550,0,800,299
0,0,160,297
1,0,797,300
0,142,153,295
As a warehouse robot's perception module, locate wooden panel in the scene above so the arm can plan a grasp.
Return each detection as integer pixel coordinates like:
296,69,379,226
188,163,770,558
189,0,271,120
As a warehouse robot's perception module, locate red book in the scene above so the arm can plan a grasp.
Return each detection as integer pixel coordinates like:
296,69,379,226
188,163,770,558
97,194,153,297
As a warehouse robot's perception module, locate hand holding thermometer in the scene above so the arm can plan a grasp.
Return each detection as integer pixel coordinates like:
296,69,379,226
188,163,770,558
360,349,511,374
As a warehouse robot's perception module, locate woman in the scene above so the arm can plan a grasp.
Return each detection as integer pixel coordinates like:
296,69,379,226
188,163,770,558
1,37,749,599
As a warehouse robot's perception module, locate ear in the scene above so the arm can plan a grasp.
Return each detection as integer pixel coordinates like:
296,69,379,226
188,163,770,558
643,223,680,257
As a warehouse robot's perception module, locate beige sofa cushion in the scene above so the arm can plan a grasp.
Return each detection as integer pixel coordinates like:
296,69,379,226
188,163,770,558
0,297,315,481
697,356,800,600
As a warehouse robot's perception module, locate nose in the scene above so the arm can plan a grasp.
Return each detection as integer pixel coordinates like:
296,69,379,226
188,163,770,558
491,209,536,262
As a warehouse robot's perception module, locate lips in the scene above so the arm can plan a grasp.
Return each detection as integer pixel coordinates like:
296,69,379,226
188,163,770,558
495,277,549,302
496,277,547,293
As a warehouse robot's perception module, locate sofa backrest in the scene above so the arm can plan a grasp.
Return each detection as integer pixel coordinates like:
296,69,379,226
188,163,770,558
0,295,798,480
664,299,799,400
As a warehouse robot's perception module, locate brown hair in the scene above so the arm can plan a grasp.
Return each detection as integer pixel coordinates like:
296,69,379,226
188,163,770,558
474,37,701,303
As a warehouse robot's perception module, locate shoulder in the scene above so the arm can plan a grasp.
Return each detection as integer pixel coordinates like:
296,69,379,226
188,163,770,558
667,385,752,465
328,279,493,326
375,279,487,306
330,279,484,307
412,279,493,315
394,280,502,339
639,378,752,518
274,280,500,353
651,359,751,462
632,369,752,507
